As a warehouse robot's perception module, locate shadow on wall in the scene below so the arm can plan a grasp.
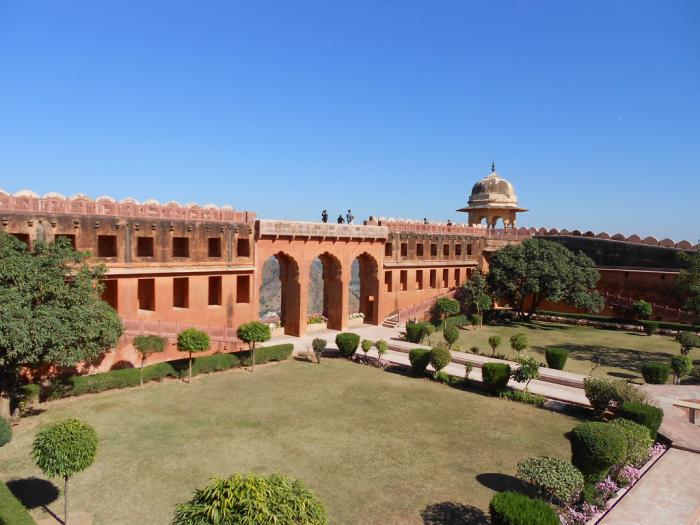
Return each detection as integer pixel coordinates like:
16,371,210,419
420,502,489,525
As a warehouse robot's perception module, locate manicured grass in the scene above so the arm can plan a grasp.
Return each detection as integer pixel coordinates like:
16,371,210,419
0,360,582,525
446,320,698,382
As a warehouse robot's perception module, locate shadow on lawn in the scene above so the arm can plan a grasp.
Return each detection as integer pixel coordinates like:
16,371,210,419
421,502,489,525
475,473,530,494
7,477,59,509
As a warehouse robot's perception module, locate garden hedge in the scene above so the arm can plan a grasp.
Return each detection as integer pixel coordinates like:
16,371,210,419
641,362,670,384
619,402,664,440
516,456,584,504
641,320,659,336
39,344,294,401
609,418,653,467
544,347,568,370
489,491,558,525
0,481,36,525
408,348,432,375
536,310,700,332
405,322,430,343
335,333,360,358
482,363,511,393
570,422,627,483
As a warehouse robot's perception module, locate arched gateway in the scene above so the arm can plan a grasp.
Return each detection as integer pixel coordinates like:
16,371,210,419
255,220,387,336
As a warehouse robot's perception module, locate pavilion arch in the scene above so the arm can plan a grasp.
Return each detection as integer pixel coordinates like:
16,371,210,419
260,251,303,337
311,251,344,331
352,252,380,325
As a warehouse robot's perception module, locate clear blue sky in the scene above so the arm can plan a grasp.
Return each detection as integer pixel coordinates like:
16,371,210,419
1,1,698,240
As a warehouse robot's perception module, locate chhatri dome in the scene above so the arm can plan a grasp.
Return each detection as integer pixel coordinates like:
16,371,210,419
457,163,527,229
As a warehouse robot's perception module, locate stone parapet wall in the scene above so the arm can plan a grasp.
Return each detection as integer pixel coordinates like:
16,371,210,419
256,219,388,240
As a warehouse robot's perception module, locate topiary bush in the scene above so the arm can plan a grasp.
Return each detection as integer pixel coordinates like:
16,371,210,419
482,363,511,393
488,335,502,357
443,325,459,348
335,332,360,358
312,338,327,363
408,348,432,375
510,333,528,356
361,339,373,355
172,473,328,525
489,491,559,525
516,456,584,504
583,377,648,418
619,402,664,440
0,417,11,447
544,347,568,370
405,321,428,343
570,422,628,483
641,320,659,336
430,344,451,373
676,331,700,355
641,362,670,384
631,299,652,319
609,418,653,467
671,355,693,384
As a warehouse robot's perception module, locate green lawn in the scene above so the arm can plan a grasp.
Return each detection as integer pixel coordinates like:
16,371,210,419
0,359,583,525
446,320,698,382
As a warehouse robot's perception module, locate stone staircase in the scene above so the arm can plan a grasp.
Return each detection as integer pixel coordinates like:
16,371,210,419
382,312,400,328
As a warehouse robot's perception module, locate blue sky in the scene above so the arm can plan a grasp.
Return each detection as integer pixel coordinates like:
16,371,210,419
1,1,698,240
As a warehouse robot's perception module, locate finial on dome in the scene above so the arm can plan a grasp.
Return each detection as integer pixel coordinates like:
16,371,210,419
491,161,496,173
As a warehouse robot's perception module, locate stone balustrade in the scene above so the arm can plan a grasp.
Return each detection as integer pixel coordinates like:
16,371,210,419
256,220,388,240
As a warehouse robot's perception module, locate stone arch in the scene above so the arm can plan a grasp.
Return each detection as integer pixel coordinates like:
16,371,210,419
352,252,380,325
259,252,302,336
310,251,344,331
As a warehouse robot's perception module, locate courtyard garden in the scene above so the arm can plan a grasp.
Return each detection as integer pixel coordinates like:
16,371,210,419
0,358,584,525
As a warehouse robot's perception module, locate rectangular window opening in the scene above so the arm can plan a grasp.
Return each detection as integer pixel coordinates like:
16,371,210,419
384,271,393,292
101,279,118,309
442,269,449,288
400,270,408,291
137,278,155,311
416,270,424,290
236,238,250,258
430,243,437,257
455,244,462,256
97,235,117,257
236,275,251,303
400,242,408,257
384,242,392,257
416,243,424,257
208,276,222,305
137,237,154,257
429,270,437,289
208,237,222,258
172,237,189,258
443,244,450,257
467,244,473,256
455,269,461,287
173,277,189,308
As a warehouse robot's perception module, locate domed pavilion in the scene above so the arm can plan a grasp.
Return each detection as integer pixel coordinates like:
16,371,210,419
457,163,527,229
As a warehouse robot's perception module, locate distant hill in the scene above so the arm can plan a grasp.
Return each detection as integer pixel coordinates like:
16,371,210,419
259,258,360,317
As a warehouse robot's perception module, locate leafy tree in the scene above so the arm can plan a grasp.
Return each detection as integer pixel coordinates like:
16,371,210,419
0,232,123,419
513,356,539,392
488,335,502,357
423,323,436,345
459,269,492,322
172,473,328,525
237,321,271,371
470,314,482,330
177,328,210,382
510,333,529,357
132,335,167,385
631,300,652,320
676,251,700,317
361,339,373,356
671,355,693,384
443,325,459,348
375,339,388,362
311,338,326,364
432,297,460,327
676,331,700,355
487,239,604,319
32,419,97,525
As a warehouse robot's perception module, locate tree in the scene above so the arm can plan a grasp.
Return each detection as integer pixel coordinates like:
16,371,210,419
671,355,693,384
430,344,451,373
488,335,502,357
432,297,460,327
513,356,539,392
132,335,167,385
459,269,492,323
676,331,700,355
0,232,123,419
487,239,604,319
631,300,652,320
470,314,482,330
177,328,210,382
172,473,328,525
443,325,459,348
676,251,700,317
423,323,436,345
311,338,326,364
237,321,271,371
361,339,373,356
510,333,529,357
32,419,97,525
375,339,388,363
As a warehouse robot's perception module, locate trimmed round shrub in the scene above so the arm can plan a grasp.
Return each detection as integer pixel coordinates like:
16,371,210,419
405,322,428,343
544,347,568,370
609,418,653,467
489,491,558,525
488,335,502,356
0,417,11,447
172,473,328,525
641,320,659,336
570,422,627,483
361,339,373,354
510,333,529,354
516,456,584,504
482,363,511,393
676,331,700,355
430,345,451,373
470,314,482,327
583,377,648,419
335,332,360,358
619,401,664,440
408,348,431,375
443,325,459,347
641,362,670,384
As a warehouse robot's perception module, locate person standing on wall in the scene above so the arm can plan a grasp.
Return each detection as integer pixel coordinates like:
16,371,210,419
321,209,328,223
337,214,345,224
346,209,354,224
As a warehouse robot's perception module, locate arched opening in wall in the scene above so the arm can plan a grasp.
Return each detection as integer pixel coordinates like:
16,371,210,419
350,253,379,325
258,253,301,336
308,253,343,331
